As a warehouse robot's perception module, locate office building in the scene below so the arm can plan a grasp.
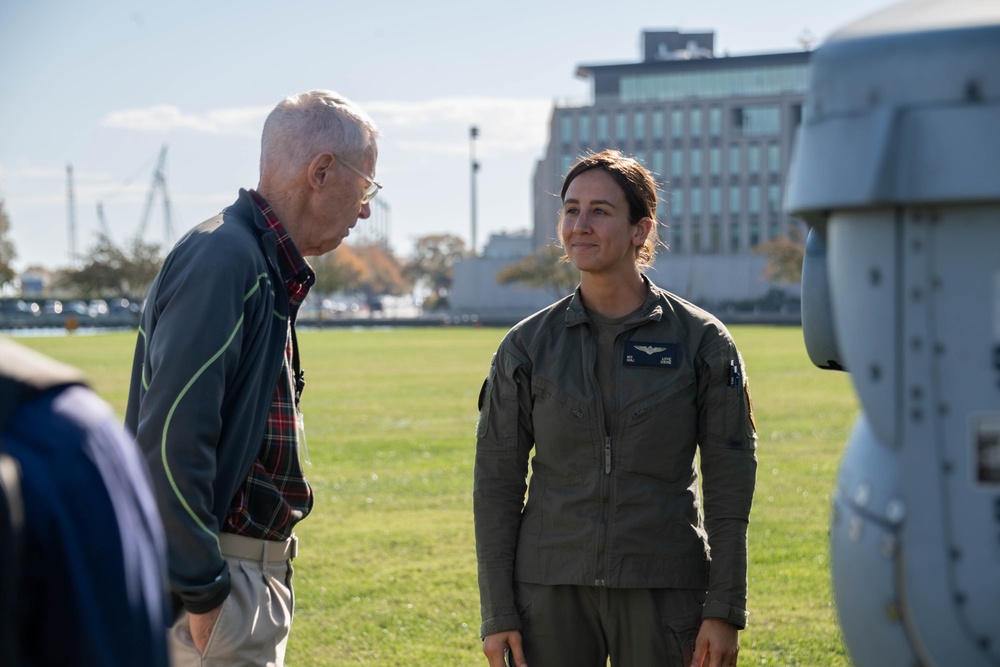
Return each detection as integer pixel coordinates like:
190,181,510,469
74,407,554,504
451,30,809,320
532,30,810,303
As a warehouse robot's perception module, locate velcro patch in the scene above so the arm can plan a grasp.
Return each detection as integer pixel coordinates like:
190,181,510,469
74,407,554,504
623,342,679,368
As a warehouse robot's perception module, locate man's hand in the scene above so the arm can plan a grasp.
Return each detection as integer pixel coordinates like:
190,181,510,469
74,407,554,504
483,630,527,667
690,618,739,667
189,604,224,654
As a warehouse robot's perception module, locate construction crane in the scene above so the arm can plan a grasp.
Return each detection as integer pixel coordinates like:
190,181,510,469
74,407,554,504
85,145,172,251
136,144,174,246
95,202,112,239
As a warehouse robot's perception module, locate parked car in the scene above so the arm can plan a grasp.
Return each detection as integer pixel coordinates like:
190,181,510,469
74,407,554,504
63,300,90,317
0,300,35,316
87,299,109,317
41,300,63,315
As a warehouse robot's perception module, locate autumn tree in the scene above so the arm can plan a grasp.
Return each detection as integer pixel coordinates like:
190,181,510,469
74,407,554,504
752,226,805,285
311,247,361,295
60,234,162,300
0,197,16,288
405,234,467,309
343,243,409,297
496,244,580,298
312,243,409,298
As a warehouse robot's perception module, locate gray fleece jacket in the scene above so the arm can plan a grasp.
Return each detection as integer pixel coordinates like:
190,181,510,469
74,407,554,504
126,189,291,615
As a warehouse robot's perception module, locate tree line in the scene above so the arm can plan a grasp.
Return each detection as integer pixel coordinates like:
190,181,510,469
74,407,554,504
0,196,806,308
0,197,478,309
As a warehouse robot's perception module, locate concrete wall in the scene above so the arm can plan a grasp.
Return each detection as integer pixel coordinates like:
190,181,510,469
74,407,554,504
450,257,559,323
450,252,794,324
645,253,776,303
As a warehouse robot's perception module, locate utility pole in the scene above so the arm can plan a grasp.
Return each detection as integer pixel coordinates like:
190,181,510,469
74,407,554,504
469,126,479,256
66,164,77,267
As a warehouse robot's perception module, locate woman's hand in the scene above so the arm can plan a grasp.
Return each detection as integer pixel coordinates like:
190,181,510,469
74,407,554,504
690,618,739,667
483,630,527,667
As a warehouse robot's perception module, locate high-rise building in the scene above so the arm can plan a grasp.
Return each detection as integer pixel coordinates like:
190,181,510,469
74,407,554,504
532,30,811,303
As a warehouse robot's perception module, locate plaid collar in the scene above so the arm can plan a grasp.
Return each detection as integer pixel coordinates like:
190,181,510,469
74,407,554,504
248,189,315,305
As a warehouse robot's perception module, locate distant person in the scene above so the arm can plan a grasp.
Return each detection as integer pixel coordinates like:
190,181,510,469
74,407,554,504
125,89,381,666
474,150,758,667
0,337,169,667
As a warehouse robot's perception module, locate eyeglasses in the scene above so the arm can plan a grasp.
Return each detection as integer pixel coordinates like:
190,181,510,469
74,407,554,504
332,153,382,204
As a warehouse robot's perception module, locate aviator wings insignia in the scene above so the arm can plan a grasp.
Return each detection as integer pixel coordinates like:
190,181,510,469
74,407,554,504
634,345,667,355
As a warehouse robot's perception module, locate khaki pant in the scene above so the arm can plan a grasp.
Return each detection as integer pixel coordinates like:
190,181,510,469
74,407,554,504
169,534,296,667
514,583,705,667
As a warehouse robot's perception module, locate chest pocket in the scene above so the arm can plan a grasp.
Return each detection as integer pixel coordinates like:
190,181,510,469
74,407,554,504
530,375,598,477
616,368,699,486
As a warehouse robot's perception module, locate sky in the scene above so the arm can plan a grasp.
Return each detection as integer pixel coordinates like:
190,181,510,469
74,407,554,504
0,0,900,272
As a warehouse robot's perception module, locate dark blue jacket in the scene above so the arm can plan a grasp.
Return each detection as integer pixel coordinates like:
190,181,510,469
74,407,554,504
0,338,169,667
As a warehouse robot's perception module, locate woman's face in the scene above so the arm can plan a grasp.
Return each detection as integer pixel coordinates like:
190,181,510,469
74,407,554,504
560,169,650,277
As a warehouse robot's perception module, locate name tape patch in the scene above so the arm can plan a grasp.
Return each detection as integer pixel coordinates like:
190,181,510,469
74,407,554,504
624,341,679,368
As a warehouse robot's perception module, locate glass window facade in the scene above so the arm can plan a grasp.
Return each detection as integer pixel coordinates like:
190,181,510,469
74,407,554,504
729,185,741,213
671,149,684,178
561,115,573,143
671,189,684,217
652,110,664,139
709,106,721,137
615,111,627,142
542,52,808,262
768,184,781,214
767,142,780,174
671,109,684,138
562,153,575,176
620,64,809,103
733,105,781,136
652,149,665,179
633,110,646,141
748,144,761,173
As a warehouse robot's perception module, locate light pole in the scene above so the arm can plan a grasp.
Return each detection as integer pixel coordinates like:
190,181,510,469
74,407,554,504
469,125,479,256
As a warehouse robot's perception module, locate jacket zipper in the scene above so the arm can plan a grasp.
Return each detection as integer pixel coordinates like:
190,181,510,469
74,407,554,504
596,436,612,586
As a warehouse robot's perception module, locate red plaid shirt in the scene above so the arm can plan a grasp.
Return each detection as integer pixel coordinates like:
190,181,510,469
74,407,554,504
223,189,315,540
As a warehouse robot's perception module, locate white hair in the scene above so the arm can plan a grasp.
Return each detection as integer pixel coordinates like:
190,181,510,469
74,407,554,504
260,89,381,183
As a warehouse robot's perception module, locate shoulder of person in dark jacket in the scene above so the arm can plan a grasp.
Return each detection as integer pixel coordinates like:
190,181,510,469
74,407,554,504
0,338,170,667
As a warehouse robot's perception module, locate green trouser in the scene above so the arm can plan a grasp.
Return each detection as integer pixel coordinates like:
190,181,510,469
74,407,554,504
514,583,705,667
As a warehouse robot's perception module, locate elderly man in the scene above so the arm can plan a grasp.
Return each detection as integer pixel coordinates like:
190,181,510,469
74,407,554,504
126,90,381,666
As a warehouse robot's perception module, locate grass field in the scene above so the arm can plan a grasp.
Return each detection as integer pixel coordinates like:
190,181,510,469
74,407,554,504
12,325,859,666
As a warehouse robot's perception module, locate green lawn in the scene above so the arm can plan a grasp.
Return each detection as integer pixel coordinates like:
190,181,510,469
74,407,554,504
12,324,858,666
